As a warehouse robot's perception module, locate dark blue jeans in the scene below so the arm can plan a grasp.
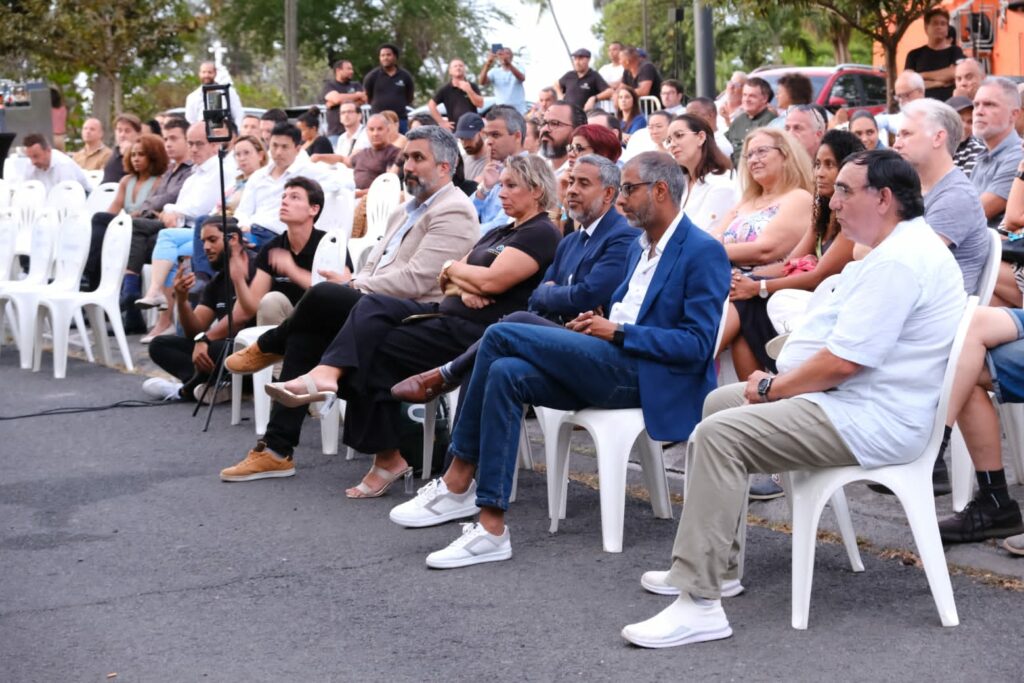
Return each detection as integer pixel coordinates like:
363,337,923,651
448,322,641,511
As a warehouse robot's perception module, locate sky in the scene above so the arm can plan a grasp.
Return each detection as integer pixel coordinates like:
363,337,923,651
484,0,604,100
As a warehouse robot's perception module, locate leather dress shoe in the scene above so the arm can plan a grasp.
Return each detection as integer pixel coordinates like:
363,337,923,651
391,368,456,403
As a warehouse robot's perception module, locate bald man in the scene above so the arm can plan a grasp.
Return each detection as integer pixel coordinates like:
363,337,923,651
72,117,112,171
954,58,984,101
349,113,401,195
184,60,245,132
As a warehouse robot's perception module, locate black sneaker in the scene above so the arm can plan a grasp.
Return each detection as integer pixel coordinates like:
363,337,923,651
938,499,1024,543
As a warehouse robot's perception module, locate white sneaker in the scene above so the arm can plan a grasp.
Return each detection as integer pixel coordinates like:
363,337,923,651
640,570,744,598
389,478,480,528
621,593,733,648
425,522,512,569
142,377,183,401
194,383,231,405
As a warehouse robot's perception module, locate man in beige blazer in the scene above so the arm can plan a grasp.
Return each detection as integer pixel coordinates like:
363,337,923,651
218,126,480,482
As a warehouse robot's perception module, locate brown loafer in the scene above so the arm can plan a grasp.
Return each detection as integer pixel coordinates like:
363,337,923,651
225,343,284,375
391,368,456,403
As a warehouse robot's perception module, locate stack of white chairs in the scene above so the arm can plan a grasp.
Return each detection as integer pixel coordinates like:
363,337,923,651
230,231,349,454
84,182,119,218
11,180,46,259
33,212,134,378
46,181,87,222
0,208,94,369
0,209,18,342
349,173,401,271
949,229,1023,510
0,209,60,367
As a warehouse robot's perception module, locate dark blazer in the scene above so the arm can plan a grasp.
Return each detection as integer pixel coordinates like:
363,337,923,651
527,208,639,318
611,212,730,441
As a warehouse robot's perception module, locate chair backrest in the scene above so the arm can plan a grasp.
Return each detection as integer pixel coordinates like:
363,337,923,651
0,208,17,281
976,228,1003,306
47,180,87,220
310,230,350,286
316,187,347,233
713,297,730,356
22,208,60,285
639,95,662,117
50,208,93,289
365,173,402,240
0,178,12,208
11,179,46,225
96,212,134,296
922,297,978,464
84,169,104,191
334,186,355,239
84,182,120,217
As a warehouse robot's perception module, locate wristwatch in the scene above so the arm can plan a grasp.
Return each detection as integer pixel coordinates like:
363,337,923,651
439,259,455,283
758,279,769,299
612,324,625,346
1016,170,1024,182
756,376,774,402
194,332,210,344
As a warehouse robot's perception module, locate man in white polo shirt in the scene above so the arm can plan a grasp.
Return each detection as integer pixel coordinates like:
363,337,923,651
22,133,89,192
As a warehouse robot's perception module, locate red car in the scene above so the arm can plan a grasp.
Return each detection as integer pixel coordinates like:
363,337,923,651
751,64,889,116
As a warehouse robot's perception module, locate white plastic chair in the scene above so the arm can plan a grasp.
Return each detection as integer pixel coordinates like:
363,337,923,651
0,208,17,282
0,209,93,369
33,213,135,378
230,325,277,437
310,229,349,284
84,170,103,191
779,297,975,630
12,180,47,258
639,95,662,116
950,228,1011,510
544,299,732,553
349,173,401,270
0,179,12,208
84,182,120,218
0,209,59,367
46,180,87,221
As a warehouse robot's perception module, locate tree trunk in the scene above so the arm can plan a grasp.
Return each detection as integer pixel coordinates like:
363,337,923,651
93,72,115,144
830,22,852,63
884,39,899,113
546,0,573,65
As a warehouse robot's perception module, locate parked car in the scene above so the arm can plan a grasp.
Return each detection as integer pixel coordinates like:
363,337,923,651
751,64,889,116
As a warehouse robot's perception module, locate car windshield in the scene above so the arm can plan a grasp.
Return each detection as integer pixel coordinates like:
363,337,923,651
759,74,829,106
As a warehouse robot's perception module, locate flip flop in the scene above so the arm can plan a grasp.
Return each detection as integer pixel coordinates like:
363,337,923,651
265,374,335,408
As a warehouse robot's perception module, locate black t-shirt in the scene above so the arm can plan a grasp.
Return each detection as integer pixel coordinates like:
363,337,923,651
321,79,365,135
432,81,482,124
199,254,257,321
439,212,561,324
623,62,662,100
306,136,334,156
255,229,326,305
558,69,609,110
101,146,126,185
364,67,415,120
905,44,964,100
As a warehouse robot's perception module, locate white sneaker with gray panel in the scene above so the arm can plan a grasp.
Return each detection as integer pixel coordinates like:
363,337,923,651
389,478,480,528
425,522,512,569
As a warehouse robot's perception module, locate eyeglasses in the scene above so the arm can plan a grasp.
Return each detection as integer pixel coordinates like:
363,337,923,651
744,145,781,162
667,130,699,144
619,181,653,197
539,119,572,129
567,143,592,155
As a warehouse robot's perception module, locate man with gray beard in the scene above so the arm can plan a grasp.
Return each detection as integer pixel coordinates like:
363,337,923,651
391,154,638,401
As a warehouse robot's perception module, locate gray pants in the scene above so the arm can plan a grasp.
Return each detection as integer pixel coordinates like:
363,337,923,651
667,382,857,599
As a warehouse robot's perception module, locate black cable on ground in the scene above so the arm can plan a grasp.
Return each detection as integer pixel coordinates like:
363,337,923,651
0,399,175,421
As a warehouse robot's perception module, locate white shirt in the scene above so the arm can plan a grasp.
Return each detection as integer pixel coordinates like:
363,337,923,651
683,174,738,234
24,149,89,193
776,217,967,468
162,153,222,225
715,131,733,159
609,211,684,326
598,63,624,86
336,125,370,156
185,84,245,132
620,128,657,163
234,151,338,234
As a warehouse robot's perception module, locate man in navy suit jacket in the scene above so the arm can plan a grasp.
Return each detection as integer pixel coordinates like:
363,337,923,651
391,154,639,401
386,152,731,570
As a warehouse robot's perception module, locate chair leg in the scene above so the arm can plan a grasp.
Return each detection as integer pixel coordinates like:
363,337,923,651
49,307,72,379
421,398,438,480
320,398,340,455
898,488,960,627
102,302,134,371
789,482,829,630
14,297,37,370
949,424,974,513
72,309,94,363
230,371,243,426
87,305,112,366
252,366,273,436
828,488,864,572
32,305,48,372
548,421,575,532
637,435,673,520
594,436,632,554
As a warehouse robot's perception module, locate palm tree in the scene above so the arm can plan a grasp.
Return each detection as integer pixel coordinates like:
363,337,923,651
525,0,573,64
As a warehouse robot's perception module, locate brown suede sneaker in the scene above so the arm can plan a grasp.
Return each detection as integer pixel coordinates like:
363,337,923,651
220,442,295,482
225,343,283,375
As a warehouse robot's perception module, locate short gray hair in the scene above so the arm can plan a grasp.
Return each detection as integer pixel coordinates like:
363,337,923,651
626,151,686,208
980,76,1022,108
405,125,460,177
898,70,926,93
486,105,526,143
504,154,558,211
901,99,963,158
575,154,621,200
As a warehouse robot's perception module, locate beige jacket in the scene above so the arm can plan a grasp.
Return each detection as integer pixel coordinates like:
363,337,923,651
354,183,479,302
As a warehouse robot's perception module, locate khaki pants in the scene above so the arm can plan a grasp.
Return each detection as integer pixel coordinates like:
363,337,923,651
667,382,857,599
257,291,294,327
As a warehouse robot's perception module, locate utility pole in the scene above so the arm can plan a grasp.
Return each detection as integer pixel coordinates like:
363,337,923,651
284,0,298,106
693,0,715,98
641,1,649,52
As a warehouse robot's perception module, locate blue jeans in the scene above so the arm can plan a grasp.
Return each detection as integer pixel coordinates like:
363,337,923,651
190,214,213,277
448,322,641,511
988,308,1024,403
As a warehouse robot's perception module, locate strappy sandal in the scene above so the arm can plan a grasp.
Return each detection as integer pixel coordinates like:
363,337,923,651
264,374,335,408
346,465,414,499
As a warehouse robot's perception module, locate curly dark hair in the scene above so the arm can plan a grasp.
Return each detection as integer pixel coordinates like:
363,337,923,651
813,129,864,243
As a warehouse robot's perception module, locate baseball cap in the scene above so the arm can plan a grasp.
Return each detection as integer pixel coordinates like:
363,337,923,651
945,95,974,112
571,48,592,58
454,112,485,139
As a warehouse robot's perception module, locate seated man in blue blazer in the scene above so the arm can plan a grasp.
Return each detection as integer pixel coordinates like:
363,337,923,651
391,154,639,402
388,151,731,569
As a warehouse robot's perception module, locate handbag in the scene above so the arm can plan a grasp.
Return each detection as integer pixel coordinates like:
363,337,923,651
1003,232,1024,264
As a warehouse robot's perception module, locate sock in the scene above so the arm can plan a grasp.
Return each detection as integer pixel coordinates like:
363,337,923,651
975,469,1011,508
121,273,141,297
438,362,454,383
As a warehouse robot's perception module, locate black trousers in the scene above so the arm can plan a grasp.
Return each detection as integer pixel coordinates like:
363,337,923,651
446,310,560,381
323,293,486,456
261,282,365,456
85,212,115,290
148,335,231,400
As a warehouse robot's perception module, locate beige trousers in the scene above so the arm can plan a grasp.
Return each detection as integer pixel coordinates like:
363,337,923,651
257,291,294,327
667,382,857,599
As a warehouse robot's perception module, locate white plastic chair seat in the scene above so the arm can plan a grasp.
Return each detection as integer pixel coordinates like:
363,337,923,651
349,172,401,269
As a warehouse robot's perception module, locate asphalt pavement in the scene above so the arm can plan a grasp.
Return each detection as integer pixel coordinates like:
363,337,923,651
2,345,1023,682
